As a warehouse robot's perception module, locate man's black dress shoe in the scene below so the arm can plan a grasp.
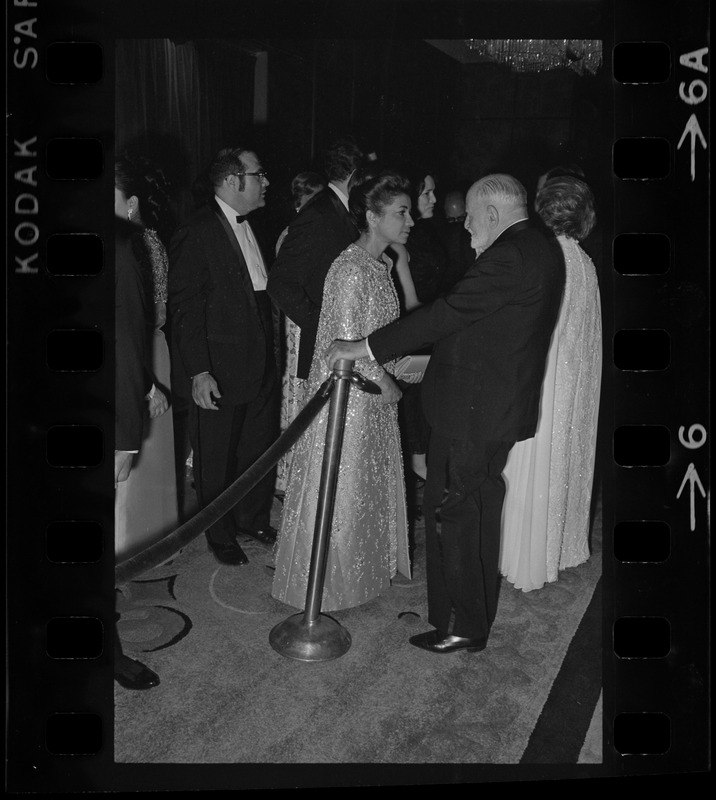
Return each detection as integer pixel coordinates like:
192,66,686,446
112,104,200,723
114,656,160,690
237,526,277,547
207,537,249,565
409,629,487,654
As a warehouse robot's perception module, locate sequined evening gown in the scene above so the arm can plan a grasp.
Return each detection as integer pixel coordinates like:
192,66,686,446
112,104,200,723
499,235,602,591
272,243,411,611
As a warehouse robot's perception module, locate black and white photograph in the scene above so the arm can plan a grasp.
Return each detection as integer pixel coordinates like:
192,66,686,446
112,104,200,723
6,0,710,790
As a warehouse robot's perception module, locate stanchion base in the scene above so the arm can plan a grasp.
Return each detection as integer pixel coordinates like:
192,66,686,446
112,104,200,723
269,613,352,662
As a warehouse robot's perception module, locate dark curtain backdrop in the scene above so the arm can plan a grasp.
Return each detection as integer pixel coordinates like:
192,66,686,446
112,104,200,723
115,38,256,226
451,62,609,203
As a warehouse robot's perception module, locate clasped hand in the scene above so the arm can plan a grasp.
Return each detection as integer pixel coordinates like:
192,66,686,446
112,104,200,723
148,387,169,418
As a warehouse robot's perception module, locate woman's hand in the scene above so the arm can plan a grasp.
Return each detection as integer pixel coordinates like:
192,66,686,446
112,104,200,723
390,242,408,262
391,244,421,311
376,372,402,405
148,387,169,418
114,450,134,485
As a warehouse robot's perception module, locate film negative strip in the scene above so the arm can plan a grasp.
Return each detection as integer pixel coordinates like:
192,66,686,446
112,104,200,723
6,0,710,790
610,3,710,774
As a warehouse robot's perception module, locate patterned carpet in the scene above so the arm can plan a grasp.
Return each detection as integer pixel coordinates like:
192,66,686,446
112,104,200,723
115,483,602,772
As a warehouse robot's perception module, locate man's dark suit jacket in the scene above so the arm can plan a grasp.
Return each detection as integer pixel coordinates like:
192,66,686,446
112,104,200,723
267,187,358,379
369,220,565,444
115,220,151,451
168,200,275,406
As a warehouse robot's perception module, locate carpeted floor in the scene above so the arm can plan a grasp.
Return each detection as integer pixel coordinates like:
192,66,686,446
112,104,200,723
115,479,602,767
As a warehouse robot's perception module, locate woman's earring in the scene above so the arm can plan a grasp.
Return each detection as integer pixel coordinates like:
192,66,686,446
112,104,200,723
127,208,133,221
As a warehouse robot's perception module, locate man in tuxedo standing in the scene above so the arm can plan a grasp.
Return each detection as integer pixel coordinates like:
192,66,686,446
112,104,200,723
325,174,565,654
169,146,280,565
267,137,363,380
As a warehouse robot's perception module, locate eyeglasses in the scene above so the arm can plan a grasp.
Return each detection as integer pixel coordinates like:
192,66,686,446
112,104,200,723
234,171,268,183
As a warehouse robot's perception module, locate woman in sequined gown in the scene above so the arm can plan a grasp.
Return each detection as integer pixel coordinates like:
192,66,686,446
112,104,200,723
500,176,602,591
272,171,413,612
114,154,179,560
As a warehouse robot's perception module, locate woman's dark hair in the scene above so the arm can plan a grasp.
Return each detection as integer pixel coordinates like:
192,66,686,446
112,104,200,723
348,169,412,233
115,152,172,235
290,171,325,209
535,176,596,241
395,162,433,215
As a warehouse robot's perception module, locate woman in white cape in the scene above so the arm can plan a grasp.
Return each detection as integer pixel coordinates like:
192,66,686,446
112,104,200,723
500,175,602,591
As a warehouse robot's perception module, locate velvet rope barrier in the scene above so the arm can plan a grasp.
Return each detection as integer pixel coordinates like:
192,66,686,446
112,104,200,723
115,365,381,586
115,374,336,585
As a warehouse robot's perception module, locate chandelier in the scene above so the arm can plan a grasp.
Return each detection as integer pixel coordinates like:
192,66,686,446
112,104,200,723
465,39,602,75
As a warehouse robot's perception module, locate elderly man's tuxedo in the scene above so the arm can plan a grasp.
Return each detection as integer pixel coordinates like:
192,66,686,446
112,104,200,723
369,219,565,641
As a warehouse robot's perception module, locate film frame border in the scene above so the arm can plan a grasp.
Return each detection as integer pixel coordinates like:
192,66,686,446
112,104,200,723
5,0,710,789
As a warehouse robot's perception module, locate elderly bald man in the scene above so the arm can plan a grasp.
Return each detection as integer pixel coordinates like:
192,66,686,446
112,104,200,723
443,188,466,222
325,174,565,654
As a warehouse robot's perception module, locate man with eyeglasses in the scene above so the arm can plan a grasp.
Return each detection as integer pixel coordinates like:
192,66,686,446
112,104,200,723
169,146,280,565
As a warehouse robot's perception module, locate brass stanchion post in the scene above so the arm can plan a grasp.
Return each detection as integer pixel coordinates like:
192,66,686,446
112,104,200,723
269,358,354,661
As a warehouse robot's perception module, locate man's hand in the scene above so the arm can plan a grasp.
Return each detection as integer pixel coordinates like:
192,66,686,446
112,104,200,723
115,450,135,485
148,387,169,419
192,373,222,410
375,372,402,405
324,339,369,370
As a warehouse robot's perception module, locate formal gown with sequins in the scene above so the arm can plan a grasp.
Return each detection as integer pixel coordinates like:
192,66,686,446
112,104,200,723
272,243,411,611
499,235,602,591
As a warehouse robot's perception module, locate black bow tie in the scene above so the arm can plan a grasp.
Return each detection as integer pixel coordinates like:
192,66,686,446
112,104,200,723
236,214,248,224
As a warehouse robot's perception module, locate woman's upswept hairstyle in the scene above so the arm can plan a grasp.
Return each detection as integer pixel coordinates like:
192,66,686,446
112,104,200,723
348,169,412,233
535,176,596,241
543,162,585,183
115,151,172,234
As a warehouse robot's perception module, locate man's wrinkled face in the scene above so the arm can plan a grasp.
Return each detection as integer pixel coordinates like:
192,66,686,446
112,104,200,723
465,193,491,254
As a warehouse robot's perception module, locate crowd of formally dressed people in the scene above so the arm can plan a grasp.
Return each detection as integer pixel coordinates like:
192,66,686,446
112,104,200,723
114,136,602,686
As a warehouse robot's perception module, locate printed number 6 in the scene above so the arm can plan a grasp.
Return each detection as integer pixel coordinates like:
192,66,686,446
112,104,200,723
679,79,708,105
678,424,707,449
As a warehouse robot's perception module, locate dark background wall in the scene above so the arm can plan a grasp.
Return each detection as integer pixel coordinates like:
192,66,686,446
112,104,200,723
261,38,462,184
115,37,608,230
452,61,607,199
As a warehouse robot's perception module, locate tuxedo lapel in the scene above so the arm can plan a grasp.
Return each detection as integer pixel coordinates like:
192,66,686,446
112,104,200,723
210,200,261,319
325,188,357,238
